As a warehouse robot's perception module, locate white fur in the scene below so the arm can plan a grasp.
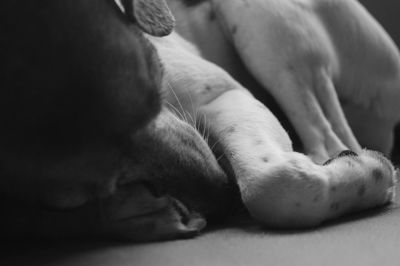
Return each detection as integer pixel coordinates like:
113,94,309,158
147,0,399,228
212,0,400,161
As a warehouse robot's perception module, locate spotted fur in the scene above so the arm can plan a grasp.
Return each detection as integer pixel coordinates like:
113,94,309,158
150,0,400,230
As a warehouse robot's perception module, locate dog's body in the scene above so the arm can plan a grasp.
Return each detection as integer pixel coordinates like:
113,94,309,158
0,0,399,241
171,0,400,159
151,0,399,228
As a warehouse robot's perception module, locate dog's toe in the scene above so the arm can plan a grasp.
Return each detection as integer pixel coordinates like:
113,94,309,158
323,149,396,218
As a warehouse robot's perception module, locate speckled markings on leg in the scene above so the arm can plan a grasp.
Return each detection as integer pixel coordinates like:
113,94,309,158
200,89,397,228
148,22,398,229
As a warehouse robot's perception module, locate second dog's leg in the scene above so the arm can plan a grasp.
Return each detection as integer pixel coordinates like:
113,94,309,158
212,0,362,163
316,0,400,157
265,68,361,163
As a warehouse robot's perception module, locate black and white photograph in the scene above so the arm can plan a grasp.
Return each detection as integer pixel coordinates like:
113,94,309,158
1,0,400,265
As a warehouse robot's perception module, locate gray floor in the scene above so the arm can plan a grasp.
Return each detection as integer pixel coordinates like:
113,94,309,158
2,183,400,266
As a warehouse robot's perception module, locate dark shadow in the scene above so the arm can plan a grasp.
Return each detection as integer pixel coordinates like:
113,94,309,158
1,202,398,266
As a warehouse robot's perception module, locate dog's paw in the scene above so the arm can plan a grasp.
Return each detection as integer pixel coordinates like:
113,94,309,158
322,150,396,218
239,150,396,228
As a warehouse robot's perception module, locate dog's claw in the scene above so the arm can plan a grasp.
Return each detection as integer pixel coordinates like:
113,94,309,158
337,150,359,158
323,150,359,166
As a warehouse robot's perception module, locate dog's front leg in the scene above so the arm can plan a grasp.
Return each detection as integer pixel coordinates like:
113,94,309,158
150,31,396,229
200,89,396,228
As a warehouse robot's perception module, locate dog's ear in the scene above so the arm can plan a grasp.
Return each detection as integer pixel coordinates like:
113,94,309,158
122,0,175,36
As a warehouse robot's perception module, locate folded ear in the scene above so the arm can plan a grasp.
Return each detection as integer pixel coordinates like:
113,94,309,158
122,0,175,36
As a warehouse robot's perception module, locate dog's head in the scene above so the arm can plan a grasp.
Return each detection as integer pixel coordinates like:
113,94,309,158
0,0,234,241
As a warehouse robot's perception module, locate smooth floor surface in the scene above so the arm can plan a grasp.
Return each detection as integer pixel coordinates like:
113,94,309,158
2,183,400,266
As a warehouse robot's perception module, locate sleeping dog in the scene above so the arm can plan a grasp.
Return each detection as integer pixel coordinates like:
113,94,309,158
0,0,398,241
0,0,236,241
149,0,400,229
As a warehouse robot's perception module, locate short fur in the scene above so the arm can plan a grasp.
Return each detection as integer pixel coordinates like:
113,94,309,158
150,0,400,229
1,0,399,241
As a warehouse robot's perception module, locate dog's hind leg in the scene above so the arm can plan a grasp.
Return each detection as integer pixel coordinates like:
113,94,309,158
314,0,400,156
212,0,362,163
313,69,361,153
266,67,362,163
